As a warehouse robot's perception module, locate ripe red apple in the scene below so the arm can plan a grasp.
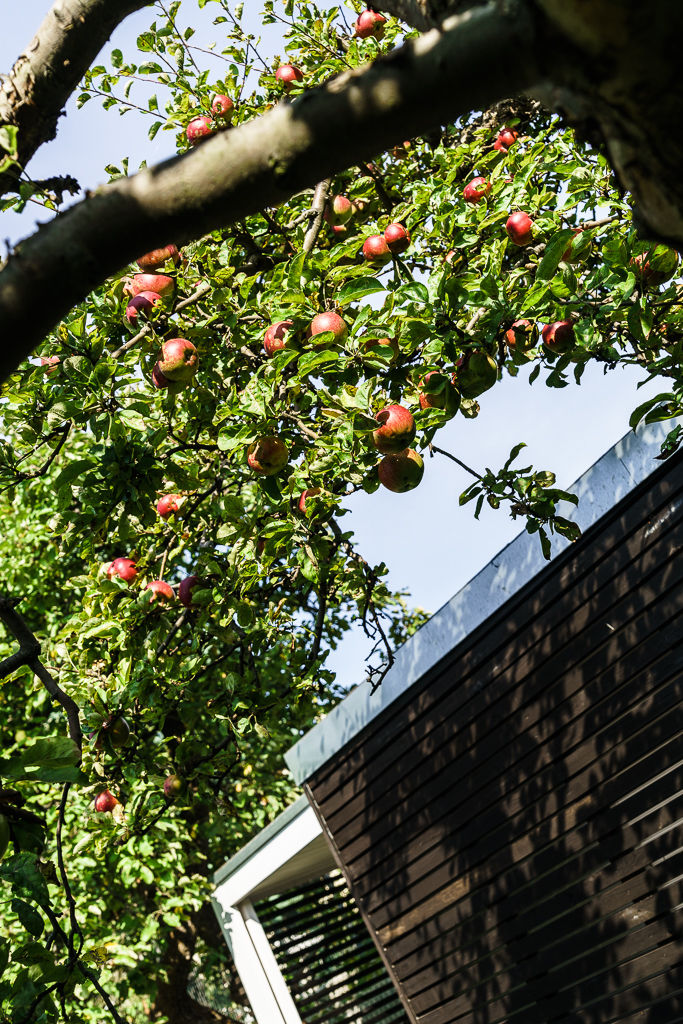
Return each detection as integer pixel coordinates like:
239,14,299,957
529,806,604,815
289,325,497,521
456,351,497,398
325,195,353,226
125,291,162,326
264,319,294,356
391,140,412,159
137,245,180,271
504,319,539,351
157,493,183,518
158,338,198,382
307,311,348,345
541,320,575,354
247,436,289,476
178,574,201,608
363,234,392,264
107,557,137,583
378,449,424,492
494,127,519,152
94,790,119,813
40,355,60,374
373,405,416,454
276,64,303,90
146,580,175,603
152,363,171,389
362,336,400,362
463,176,492,204
298,487,322,513
505,211,534,246
384,222,410,254
186,115,213,144
124,273,175,300
211,94,234,118
418,371,460,415
331,224,347,238
354,9,387,38
164,774,184,799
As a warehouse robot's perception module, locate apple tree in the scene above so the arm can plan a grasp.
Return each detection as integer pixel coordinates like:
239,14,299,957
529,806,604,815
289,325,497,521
1,2,682,1023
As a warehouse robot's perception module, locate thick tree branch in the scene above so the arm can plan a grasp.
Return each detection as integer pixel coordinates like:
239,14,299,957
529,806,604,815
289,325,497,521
302,179,330,253
0,0,152,198
0,1,542,383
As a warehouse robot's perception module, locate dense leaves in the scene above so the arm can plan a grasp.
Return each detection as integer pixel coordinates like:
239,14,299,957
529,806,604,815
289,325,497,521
1,2,682,1022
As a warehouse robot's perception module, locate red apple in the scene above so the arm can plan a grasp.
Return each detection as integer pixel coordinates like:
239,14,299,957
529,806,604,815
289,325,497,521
264,319,294,356
40,356,60,374
124,273,175,301
157,493,183,518
354,9,387,38
494,127,519,152
362,336,400,362
373,404,416,454
630,250,679,288
418,371,460,415
276,64,303,90
163,774,184,799
178,574,201,608
247,436,289,476
152,363,171,389
158,338,198,382
137,245,180,271
146,580,175,603
541,320,575,354
94,790,119,813
378,449,424,492
298,487,322,513
325,195,353,226
186,115,213,144
506,211,534,246
391,140,412,159
463,176,492,204
107,557,137,583
125,291,162,326
307,311,348,345
504,319,539,351
384,223,410,254
363,235,392,264
211,94,234,118
331,224,348,238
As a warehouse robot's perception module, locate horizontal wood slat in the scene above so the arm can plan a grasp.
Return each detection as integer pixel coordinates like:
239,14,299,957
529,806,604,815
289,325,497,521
306,452,683,1024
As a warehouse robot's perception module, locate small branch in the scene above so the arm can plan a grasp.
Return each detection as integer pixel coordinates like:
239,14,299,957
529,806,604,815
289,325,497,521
430,443,483,479
359,162,395,212
56,784,82,959
156,610,189,658
303,179,331,253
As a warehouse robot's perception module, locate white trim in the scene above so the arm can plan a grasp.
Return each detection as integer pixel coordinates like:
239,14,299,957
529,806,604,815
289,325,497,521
242,901,303,1024
285,422,680,783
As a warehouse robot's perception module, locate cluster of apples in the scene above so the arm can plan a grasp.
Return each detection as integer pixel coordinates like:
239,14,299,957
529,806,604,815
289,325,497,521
505,318,575,354
94,772,183,815
185,93,234,145
363,221,411,264
106,549,201,608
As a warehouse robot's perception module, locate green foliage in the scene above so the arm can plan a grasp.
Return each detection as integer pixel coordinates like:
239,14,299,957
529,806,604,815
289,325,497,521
1,1,683,1021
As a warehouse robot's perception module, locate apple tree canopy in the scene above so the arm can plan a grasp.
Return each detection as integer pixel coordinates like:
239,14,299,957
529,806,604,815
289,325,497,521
1,1,683,1021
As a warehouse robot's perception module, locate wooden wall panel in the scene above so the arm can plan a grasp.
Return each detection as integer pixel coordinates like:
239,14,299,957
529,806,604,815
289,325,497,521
305,452,683,1024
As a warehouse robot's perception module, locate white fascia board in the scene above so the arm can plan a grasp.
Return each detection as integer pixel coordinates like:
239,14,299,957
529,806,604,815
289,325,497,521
213,801,322,908
285,422,680,784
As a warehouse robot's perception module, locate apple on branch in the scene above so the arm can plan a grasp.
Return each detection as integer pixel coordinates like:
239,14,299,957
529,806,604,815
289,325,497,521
186,115,213,145
504,319,539,352
384,222,410,254
353,10,386,39
157,494,184,518
275,64,303,91
541,320,575,353
307,311,348,345
137,245,180,271
158,339,198,382
493,127,519,152
463,177,492,204
378,449,424,492
164,775,184,800
145,580,175,603
264,319,295,356
373,404,416,454
106,557,137,583
418,371,460,416
297,487,322,513
40,355,60,374
247,436,289,476
211,94,234,119
125,290,162,327
178,574,202,608
325,195,353,227
94,790,120,813
124,273,175,302
505,211,534,246
363,234,392,265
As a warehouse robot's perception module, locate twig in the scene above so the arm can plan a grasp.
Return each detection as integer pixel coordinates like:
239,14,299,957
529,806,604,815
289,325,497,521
303,180,331,253
56,784,82,959
429,443,483,480
359,161,395,212
156,609,189,658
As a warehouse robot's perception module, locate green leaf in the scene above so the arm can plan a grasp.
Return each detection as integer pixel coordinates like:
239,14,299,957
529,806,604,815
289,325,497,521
0,854,50,907
336,277,385,306
0,737,85,784
536,228,575,281
11,899,44,938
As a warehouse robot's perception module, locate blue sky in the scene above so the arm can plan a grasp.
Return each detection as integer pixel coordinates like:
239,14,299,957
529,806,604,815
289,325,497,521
1,3,662,686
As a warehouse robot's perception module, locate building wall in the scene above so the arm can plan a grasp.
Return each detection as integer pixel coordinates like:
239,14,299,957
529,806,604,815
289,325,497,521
304,451,683,1023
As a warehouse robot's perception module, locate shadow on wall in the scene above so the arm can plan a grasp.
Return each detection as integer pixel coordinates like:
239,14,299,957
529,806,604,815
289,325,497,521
306,452,683,1024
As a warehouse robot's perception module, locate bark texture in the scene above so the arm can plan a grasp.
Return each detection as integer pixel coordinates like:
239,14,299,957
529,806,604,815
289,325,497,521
0,2,542,383
0,0,151,198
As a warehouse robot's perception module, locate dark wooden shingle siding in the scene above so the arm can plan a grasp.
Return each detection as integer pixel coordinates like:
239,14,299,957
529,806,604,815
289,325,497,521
305,452,683,1024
